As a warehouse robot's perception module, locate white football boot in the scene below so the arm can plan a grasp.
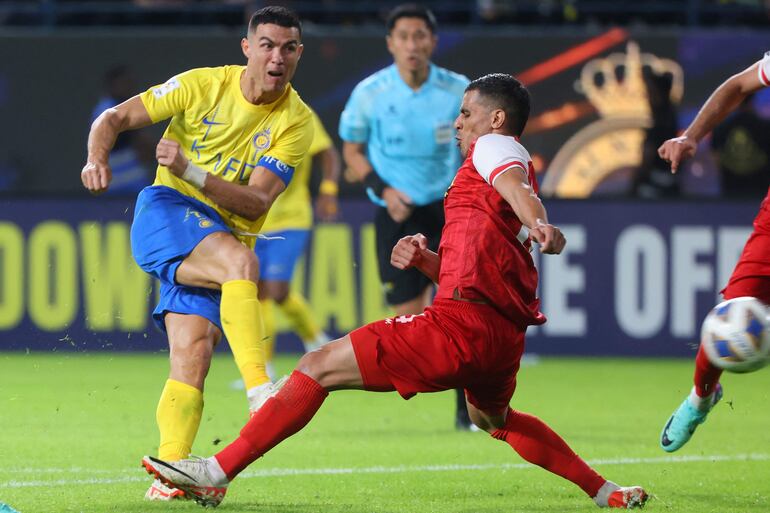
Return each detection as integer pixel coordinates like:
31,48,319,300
142,455,228,508
144,478,186,501
594,481,650,509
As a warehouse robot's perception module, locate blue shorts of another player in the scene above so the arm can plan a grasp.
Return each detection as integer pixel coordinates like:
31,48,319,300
255,229,310,282
131,185,228,332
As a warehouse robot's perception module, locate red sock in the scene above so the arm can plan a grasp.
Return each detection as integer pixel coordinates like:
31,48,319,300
215,370,328,480
491,409,605,498
694,344,723,397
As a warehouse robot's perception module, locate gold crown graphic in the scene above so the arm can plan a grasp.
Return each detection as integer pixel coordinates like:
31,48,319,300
580,42,683,119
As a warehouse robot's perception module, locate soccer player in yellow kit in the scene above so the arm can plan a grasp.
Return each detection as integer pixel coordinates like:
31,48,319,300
256,110,341,372
80,6,313,501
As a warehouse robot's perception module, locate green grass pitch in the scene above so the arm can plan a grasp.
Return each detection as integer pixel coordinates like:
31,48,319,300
1,352,769,512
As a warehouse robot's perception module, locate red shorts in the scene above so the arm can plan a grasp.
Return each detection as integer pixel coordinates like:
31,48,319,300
349,299,525,414
722,205,770,304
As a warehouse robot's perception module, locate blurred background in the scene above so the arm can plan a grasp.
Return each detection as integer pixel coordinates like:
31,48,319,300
1,0,769,356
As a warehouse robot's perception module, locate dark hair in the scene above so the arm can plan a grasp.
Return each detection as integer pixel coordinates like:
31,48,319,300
466,73,531,136
248,6,302,37
386,3,437,34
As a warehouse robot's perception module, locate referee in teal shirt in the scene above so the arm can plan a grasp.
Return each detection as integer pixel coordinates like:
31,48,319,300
339,3,472,430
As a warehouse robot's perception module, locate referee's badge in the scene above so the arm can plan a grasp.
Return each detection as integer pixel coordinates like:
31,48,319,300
252,128,272,152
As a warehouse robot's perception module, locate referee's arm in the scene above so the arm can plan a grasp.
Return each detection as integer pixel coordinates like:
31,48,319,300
342,141,375,182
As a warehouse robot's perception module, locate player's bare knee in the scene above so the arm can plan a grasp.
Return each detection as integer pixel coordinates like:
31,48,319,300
223,245,259,282
295,346,342,389
468,405,505,433
295,350,326,382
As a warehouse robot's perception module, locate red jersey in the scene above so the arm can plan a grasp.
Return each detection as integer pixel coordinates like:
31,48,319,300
435,133,546,327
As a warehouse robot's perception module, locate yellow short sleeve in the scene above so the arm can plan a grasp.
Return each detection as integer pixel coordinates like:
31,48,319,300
139,68,210,123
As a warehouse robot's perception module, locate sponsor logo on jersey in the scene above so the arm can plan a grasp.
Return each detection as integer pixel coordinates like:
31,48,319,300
261,155,291,174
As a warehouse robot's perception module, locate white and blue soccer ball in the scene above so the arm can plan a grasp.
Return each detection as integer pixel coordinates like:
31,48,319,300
701,296,770,373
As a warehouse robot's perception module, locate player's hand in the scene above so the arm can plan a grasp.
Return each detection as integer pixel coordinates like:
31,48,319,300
658,135,697,174
156,138,189,177
315,194,339,222
81,160,112,195
391,233,428,270
383,187,414,223
529,220,566,255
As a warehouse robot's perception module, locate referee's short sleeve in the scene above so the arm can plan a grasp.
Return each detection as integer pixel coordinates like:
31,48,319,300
339,84,372,143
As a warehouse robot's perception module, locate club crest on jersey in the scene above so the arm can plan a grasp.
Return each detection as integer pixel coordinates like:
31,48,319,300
184,207,214,228
252,128,271,152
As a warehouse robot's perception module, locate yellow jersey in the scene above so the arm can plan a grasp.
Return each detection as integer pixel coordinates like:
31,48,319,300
139,65,313,246
261,110,333,233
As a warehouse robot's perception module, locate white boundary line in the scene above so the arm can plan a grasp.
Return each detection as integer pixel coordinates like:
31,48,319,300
1,453,768,489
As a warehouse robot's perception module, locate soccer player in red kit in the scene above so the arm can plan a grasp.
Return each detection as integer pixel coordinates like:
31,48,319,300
142,73,649,510
658,52,770,452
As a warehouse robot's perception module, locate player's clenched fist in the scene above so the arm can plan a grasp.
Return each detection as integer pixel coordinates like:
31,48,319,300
156,138,189,176
391,233,428,270
81,160,112,195
657,135,697,174
529,221,566,255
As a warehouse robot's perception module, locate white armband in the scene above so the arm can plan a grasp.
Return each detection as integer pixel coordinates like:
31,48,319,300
182,161,208,189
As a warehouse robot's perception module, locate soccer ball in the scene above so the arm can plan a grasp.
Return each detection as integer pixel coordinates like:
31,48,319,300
701,296,770,373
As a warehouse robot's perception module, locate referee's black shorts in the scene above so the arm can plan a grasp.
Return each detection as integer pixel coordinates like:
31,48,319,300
374,199,445,306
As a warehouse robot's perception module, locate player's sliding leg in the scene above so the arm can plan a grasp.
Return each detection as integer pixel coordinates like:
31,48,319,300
147,313,218,501
660,343,723,452
142,336,372,506
277,291,330,352
469,403,649,509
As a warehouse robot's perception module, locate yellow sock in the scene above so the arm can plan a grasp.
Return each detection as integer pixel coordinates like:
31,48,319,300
156,379,203,461
260,298,277,363
279,292,322,342
221,280,270,388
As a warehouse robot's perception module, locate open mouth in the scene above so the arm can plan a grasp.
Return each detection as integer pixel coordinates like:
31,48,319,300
267,70,283,77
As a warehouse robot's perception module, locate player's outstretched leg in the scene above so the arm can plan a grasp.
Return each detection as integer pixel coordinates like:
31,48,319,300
488,408,649,509
660,345,723,452
660,383,723,452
